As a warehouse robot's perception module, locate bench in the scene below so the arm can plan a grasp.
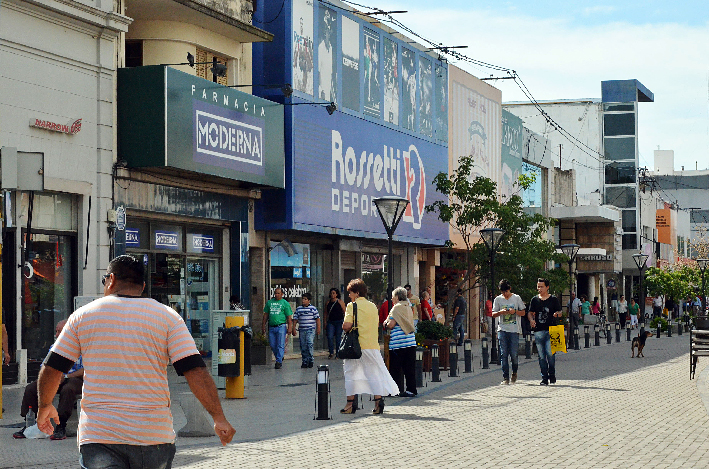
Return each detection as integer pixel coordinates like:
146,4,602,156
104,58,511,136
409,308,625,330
690,316,709,379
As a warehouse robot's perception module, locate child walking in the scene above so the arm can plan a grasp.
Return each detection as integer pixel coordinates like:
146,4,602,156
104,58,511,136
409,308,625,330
293,293,321,368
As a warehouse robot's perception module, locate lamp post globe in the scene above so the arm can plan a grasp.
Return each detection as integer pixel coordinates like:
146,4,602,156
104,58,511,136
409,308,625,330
373,196,410,312
633,253,650,319
480,228,506,364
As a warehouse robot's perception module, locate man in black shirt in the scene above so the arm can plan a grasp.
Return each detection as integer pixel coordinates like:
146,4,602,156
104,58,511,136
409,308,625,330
528,278,562,385
452,289,467,346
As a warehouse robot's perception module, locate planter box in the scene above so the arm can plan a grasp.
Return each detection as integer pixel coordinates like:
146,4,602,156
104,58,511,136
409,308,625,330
422,339,450,371
250,345,272,366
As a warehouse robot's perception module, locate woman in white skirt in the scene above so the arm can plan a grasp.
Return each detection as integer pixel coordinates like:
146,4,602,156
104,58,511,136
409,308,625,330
340,278,399,414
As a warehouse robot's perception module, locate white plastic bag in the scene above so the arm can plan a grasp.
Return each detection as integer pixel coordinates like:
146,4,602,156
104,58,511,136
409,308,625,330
23,423,50,439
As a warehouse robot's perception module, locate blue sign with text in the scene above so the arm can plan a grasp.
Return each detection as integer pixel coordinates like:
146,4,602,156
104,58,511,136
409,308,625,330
191,234,215,253
155,231,179,250
126,228,140,247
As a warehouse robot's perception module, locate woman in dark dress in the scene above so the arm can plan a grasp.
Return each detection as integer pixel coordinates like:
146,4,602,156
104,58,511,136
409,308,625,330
326,288,346,358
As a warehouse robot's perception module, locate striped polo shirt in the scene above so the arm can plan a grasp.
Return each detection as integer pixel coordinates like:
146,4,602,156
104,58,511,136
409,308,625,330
389,325,416,350
52,295,199,446
294,305,320,330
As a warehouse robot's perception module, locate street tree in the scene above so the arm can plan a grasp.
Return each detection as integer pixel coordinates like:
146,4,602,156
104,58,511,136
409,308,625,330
644,264,699,310
426,154,567,321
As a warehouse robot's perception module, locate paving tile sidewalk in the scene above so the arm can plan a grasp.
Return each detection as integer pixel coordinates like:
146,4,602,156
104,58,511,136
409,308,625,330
2,334,708,468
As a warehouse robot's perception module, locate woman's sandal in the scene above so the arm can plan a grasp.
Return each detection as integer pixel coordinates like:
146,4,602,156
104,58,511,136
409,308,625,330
340,398,356,414
372,397,385,414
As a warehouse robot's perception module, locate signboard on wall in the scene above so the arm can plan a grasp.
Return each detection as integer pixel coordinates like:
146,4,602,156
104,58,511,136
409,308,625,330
501,109,524,199
290,103,448,244
292,0,314,95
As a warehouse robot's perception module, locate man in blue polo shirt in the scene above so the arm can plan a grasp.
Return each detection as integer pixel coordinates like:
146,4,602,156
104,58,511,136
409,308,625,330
293,293,321,368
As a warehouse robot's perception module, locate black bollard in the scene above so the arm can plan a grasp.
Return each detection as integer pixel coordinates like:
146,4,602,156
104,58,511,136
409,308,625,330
594,324,600,346
574,327,580,350
626,322,631,341
584,325,590,348
640,322,645,337
449,342,458,377
431,344,442,382
615,323,621,343
678,320,683,336
415,347,424,387
606,324,612,345
315,365,331,420
481,338,490,369
463,340,473,373
524,333,532,359
657,324,661,338
667,320,672,337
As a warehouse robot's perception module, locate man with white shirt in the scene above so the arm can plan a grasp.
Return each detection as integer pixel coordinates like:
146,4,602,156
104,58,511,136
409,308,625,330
492,279,526,385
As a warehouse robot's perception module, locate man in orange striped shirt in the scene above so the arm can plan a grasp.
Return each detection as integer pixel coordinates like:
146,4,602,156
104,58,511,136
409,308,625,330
36,255,235,468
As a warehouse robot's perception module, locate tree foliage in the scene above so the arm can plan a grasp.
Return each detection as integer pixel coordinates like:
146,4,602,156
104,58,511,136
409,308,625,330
426,154,567,309
645,264,700,303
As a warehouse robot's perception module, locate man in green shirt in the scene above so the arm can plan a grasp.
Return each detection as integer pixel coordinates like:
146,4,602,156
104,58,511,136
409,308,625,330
262,288,294,369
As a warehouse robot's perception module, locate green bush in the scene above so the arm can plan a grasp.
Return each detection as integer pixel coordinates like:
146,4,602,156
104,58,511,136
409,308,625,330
416,321,454,340
649,317,668,332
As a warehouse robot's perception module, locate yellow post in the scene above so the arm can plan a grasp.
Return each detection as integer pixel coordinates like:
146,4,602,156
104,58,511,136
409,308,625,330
224,316,245,399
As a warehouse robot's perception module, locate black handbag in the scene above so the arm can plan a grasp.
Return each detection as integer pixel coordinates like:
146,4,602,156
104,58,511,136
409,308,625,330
338,302,362,359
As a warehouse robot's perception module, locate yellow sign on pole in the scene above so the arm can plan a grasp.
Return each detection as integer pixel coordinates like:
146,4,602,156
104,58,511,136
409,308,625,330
224,316,245,399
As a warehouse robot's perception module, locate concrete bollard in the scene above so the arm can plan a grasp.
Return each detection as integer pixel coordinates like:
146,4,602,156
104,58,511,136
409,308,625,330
463,340,473,373
178,393,215,437
481,338,489,369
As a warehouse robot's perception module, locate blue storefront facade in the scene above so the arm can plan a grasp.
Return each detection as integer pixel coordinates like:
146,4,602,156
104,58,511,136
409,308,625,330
252,0,450,331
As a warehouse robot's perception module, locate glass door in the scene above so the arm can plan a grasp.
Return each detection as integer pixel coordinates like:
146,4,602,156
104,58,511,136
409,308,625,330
185,258,219,356
151,253,183,315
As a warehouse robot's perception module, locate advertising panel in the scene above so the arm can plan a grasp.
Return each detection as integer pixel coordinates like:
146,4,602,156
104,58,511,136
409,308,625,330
292,0,314,95
501,109,524,199
435,63,448,142
317,7,337,103
419,57,433,137
448,65,501,182
341,17,360,111
383,38,399,125
363,28,380,118
401,48,416,131
291,104,448,244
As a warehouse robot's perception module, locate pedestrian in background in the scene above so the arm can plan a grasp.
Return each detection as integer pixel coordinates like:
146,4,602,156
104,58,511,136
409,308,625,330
592,297,601,318
420,290,433,321
384,287,417,397
452,289,467,346
580,295,591,325
492,279,526,385
528,278,562,385
37,255,235,468
262,287,294,369
629,298,640,327
340,279,398,415
568,292,581,337
293,293,321,368
405,284,421,321
325,288,346,359
618,295,628,328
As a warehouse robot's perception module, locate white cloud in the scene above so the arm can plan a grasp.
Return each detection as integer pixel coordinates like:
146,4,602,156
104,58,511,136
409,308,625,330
583,5,617,15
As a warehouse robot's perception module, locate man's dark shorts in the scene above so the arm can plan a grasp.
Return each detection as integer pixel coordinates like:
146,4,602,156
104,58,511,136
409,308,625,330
80,443,176,469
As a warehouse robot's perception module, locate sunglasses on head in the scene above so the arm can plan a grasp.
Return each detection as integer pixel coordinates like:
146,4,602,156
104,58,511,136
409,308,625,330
101,273,110,286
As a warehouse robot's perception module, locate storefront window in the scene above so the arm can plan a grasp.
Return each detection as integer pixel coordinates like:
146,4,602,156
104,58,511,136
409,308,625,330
22,233,75,360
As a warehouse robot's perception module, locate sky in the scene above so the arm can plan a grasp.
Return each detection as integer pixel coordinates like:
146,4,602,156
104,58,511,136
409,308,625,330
372,0,709,171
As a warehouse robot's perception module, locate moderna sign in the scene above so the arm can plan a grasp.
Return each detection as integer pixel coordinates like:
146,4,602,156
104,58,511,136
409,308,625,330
291,105,448,243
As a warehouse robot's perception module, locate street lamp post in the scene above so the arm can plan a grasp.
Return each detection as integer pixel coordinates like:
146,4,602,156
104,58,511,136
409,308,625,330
560,244,580,349
481,228,506,365
698,259,709,315
633,253,650,321
373,197,410,313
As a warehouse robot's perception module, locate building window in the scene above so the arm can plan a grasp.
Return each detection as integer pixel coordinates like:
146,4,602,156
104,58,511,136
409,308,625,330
605,162,636,185
622,233,637,250
603,103,635,112
195,48,228,85
605,186,636,208
604,113,635,136
125,40,143,68
622,210,636,232
604,137,635,161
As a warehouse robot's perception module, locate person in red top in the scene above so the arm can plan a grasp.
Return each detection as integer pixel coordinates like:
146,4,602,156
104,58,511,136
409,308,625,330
379,297,390,324
484,292,493,335
420,290,433,321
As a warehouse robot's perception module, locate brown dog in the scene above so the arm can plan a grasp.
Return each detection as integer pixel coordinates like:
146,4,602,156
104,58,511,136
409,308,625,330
631,331,653,358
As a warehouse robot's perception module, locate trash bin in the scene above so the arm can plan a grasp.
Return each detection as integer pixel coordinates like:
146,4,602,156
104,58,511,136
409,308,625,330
217,326,241,377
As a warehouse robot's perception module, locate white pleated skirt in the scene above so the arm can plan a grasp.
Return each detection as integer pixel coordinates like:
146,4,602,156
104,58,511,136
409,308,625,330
343,349,399,397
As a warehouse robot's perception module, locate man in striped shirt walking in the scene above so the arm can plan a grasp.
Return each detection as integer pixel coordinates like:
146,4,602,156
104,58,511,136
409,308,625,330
36,255,235,468
293,293,321,368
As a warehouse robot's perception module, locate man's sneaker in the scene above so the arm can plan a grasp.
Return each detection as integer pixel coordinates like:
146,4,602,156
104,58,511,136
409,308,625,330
275,362,282,369
307,362,314,368
549,376,557,384
511,373,518,384
500,379,509,385
301,363,308,368
12,426,26,439
50,426,67,440
399,391,416,397
539,379,549,386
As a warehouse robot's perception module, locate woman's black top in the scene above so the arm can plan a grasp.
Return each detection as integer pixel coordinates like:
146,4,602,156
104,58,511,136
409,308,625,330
326,299,345,322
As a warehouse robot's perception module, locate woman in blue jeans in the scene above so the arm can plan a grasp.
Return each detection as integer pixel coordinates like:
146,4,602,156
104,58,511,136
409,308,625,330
325,288,346,358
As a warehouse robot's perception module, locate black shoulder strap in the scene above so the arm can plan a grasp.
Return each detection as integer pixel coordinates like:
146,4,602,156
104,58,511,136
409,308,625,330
353,301,358,328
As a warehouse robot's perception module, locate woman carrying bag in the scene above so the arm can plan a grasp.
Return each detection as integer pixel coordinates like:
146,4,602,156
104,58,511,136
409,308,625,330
340,278,399,415
384,287,417,397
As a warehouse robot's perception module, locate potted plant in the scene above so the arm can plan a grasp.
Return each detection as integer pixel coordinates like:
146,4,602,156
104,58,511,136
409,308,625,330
250,332,272,365
416,321,455,371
